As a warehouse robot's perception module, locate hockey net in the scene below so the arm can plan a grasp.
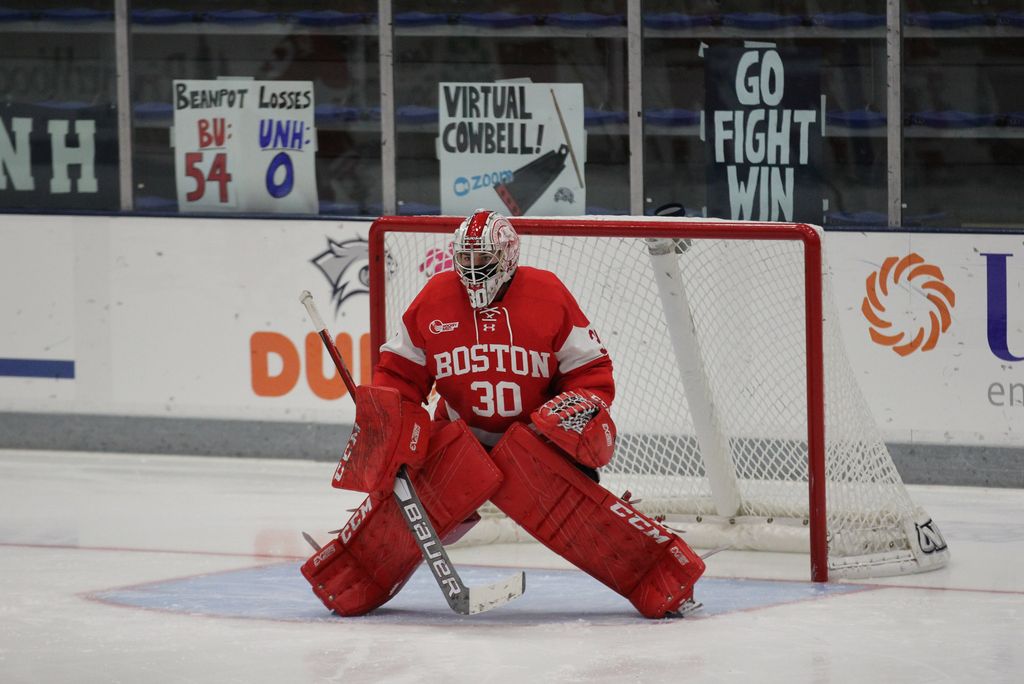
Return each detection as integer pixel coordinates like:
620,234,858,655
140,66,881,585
368,215,950,580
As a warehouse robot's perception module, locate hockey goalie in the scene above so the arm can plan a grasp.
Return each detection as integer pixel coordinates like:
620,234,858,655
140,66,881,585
301,209,705,618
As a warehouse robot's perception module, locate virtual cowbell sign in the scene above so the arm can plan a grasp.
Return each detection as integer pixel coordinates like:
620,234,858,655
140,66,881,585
172,79,318,213
704,44,823,223
438,82,585,216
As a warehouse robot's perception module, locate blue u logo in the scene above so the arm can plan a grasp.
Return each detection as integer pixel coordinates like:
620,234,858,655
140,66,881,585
983,253,1024,362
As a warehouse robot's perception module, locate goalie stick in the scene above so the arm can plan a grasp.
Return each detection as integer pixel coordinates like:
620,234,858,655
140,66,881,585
299,290,525,615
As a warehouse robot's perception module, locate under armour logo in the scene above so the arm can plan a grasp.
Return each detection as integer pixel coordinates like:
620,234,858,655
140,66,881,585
915,519,948,554
478,306,501,333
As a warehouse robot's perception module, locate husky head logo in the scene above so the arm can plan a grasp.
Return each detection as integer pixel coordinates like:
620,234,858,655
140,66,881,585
312,238,369,312
312,238,395,313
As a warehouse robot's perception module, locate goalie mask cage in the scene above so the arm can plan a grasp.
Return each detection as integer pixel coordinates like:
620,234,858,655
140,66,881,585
368,215,950,581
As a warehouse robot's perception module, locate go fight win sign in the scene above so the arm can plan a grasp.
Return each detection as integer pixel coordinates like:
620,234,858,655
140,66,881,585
172,79,318,214
704,44,822,223
438,82,585,216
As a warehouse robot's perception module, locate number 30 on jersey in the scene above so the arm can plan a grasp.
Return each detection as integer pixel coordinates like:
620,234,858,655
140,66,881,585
470,381,523,418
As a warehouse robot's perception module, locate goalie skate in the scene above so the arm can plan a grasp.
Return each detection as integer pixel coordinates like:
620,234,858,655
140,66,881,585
667,598,703,618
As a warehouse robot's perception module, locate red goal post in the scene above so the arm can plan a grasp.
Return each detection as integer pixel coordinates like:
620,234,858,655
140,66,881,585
367,215,949,582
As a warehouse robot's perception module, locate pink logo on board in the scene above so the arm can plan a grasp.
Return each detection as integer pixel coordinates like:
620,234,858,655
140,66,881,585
419,242,454,278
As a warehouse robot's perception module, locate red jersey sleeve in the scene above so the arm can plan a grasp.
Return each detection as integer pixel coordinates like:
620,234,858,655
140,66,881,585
549,277,615,405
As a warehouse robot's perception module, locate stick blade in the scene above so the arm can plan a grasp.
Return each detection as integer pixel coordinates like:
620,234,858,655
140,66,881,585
700,544,731,560
453,572,526,615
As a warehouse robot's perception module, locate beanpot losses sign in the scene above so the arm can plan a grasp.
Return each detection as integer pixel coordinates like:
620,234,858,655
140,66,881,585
704,45,822,222
173,79,318,214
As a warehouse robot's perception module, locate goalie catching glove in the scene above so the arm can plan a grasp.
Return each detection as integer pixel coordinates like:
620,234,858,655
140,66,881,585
530,390,616,468
333,385,431,498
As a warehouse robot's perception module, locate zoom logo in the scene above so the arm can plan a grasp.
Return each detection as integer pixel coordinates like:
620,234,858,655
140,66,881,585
453,170,513,197
862,253,956,357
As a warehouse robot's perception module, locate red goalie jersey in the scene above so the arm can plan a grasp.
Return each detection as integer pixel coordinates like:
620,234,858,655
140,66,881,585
374,266,614,446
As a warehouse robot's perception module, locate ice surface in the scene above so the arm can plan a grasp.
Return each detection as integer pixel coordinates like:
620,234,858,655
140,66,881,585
1,450,1021,683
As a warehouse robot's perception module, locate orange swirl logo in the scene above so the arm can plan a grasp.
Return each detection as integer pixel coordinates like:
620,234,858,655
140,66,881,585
862,253,956,356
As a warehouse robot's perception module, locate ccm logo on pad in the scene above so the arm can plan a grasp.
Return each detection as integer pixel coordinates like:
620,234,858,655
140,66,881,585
334,423,360,482
610,501,672,544
339,498,373,544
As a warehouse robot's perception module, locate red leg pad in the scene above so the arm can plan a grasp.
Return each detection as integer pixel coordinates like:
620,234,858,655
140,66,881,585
301,420,502,616
490,423,705,618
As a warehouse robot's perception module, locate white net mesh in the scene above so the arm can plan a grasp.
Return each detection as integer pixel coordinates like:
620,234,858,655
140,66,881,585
376,217,948,578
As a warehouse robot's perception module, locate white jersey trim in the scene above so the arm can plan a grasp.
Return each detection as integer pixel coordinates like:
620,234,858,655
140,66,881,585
556,325,604,374
379,320,426,366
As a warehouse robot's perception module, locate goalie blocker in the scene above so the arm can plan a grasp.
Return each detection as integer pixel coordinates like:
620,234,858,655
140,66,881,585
333,385,431,498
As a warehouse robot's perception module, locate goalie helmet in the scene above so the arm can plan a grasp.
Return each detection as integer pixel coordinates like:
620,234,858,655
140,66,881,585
453,209,520,309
